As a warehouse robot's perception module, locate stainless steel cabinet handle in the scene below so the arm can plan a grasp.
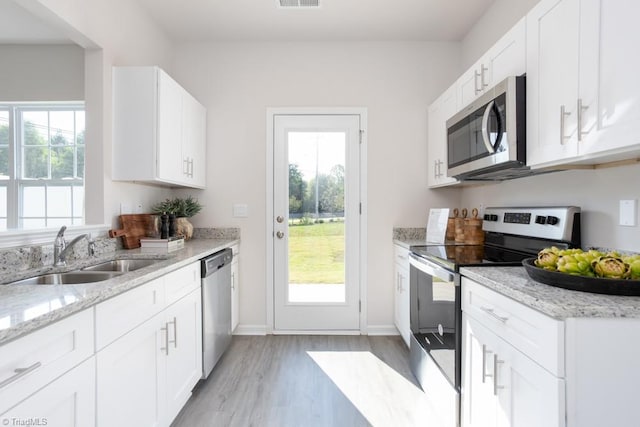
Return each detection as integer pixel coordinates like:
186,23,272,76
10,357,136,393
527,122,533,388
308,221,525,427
480,306,509,323
161,324,169,355
0,362,42,389
482,345,493,383
493,354,504,395
183,158,189,175
276,231,284,239
168,317,177,349
276,215,284,223
577,98,589,142
474,70,481,95
480,64,488,90
231,272,236,290
189,159,194,177
434,160,439,179
560,105,571,144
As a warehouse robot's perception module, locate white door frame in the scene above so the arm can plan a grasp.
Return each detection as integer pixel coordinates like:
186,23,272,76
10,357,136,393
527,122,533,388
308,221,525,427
266,107,368,335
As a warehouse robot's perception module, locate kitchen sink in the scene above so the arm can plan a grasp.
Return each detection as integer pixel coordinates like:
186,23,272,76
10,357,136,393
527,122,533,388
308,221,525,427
7,271,123,286
81,259,161,272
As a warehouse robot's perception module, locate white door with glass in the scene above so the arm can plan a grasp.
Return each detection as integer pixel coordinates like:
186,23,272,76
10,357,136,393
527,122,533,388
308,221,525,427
273,114,361,331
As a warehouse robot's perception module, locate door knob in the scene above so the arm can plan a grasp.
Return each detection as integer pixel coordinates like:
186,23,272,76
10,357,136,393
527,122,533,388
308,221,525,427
276,231,284,239
276,216,284,223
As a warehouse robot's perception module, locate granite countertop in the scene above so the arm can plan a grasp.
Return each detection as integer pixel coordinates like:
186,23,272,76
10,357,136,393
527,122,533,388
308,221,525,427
461,266,640,320
0,238,239,346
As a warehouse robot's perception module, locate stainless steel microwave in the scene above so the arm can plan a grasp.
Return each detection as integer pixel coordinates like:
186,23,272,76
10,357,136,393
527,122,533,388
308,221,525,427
446,76,527,180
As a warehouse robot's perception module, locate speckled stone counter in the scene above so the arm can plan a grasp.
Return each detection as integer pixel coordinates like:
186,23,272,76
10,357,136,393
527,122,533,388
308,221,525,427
461,266,640,319
393,227,427,249
0,238,239,346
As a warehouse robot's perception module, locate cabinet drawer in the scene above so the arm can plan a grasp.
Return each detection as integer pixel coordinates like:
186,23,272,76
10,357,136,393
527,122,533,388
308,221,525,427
462,277,564,376
0,308,94,414
165,262,200,306
394,245,410,266
96,278,165,350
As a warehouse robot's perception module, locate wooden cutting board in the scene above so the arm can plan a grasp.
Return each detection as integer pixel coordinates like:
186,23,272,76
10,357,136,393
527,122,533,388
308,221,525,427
109,214,156,249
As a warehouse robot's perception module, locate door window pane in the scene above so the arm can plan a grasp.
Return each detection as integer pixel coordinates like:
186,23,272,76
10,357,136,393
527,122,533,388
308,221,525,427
287,132,346,303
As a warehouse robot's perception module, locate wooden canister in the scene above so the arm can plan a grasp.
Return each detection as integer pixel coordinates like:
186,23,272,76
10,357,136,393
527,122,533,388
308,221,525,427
454,208,467,243
464,208,484,244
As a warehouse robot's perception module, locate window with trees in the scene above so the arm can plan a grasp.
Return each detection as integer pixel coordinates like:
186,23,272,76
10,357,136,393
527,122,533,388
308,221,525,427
0,104,85,231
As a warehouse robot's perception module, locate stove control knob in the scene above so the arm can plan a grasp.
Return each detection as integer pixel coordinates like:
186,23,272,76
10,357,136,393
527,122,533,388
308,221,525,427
546,215,559,225
535,215,546,225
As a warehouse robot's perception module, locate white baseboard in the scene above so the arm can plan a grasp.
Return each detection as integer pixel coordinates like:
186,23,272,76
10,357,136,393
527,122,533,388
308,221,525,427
233,324,268,336
233,324,400,336
367,325,400,336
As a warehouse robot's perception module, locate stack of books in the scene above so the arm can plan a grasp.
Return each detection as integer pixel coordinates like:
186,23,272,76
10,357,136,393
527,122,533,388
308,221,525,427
139,236,185,252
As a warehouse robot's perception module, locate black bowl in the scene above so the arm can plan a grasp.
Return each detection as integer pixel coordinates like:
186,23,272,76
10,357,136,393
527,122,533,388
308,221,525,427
522,258,640,296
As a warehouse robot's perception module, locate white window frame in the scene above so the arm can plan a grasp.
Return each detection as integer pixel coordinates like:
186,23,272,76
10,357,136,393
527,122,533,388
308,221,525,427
0,102,85,231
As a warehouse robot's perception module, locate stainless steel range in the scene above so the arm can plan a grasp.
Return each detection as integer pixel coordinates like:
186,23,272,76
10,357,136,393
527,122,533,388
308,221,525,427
408,206,581,426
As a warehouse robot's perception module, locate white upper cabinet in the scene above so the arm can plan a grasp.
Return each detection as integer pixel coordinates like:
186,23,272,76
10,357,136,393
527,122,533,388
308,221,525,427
458,17,526,109
427,84,459,188
527,0,640,168
113,66,207,189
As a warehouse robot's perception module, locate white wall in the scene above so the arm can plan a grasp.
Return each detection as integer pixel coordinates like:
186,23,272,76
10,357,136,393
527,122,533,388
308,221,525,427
461,164,640,252
460,0,540,69
172,41,462,331
23,0,177,228
0,44,84,101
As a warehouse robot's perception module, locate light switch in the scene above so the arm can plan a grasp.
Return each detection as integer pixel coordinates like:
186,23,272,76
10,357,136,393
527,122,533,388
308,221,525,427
233,204,249,218
619,199,637,226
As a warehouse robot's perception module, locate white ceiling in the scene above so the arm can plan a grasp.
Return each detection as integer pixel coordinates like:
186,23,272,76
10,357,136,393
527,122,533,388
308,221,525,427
134,0,497,42
0,0,72,44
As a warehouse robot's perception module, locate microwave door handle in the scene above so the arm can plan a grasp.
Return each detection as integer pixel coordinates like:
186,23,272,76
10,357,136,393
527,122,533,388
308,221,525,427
481,100,497,154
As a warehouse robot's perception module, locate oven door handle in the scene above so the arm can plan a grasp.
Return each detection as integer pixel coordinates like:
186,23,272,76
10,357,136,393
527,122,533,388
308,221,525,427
481,100,503,153
409,253,455,283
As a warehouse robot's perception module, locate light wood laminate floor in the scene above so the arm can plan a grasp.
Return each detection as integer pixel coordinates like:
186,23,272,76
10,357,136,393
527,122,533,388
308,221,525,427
172,335,444,427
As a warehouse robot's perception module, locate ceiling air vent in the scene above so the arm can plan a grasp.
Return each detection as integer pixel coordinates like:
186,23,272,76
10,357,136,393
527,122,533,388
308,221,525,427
278,0,320,8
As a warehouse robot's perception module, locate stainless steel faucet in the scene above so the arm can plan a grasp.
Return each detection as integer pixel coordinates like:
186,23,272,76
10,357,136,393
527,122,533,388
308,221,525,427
53,226,95,267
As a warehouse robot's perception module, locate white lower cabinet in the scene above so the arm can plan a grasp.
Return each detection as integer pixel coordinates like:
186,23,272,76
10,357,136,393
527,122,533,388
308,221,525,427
96,262,203,427
2,357,96,427
462,276,640,427
463,314,564,427
393,244,410,347
231,244,240,332
97,311,166,427
165,289,203,423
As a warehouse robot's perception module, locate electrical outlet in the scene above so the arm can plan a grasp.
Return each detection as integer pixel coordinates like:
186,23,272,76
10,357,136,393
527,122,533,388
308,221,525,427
619,199,637,226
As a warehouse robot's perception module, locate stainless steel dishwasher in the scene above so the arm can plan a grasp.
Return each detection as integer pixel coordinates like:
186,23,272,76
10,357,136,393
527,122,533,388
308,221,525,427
201,248,233,379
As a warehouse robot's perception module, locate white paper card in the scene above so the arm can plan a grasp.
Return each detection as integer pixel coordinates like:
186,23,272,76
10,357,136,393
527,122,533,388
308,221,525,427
426,208,450,244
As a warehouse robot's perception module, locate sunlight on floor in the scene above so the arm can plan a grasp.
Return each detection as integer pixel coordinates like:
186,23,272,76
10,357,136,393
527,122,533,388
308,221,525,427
307,350,445,427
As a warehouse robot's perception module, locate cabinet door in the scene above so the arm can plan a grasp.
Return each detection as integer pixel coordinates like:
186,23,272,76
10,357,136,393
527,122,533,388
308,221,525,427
231,257,239,332
463,314,565,427
97,313,165,427
457,62,485,109
157,69,184,184
485,17,526,86
462,315,497,427
397,263,410,347
1,357,96,427
578,0,640,158
182,93,207,188
165,289,203,424
526,0,581,168
428,85,458,188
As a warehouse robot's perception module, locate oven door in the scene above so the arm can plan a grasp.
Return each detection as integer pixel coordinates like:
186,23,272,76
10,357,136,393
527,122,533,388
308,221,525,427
409,253,460,390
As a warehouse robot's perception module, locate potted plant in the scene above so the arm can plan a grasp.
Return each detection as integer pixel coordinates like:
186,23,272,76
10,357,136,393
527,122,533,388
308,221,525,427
151,196,203,240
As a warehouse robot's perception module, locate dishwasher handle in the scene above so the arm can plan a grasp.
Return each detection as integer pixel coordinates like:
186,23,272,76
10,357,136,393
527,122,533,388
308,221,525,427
201,248,233,278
